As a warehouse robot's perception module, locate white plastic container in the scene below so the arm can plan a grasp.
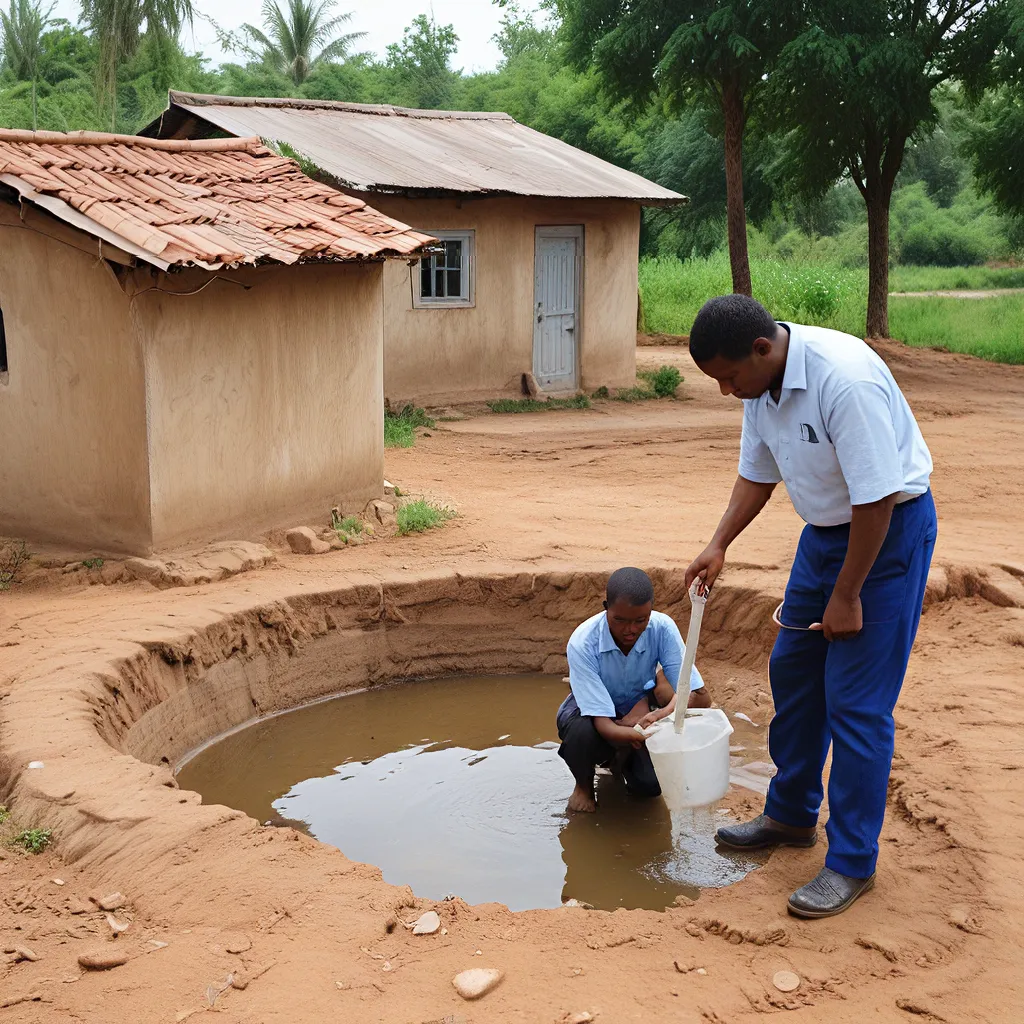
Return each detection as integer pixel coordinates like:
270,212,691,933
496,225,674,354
645,708,734,811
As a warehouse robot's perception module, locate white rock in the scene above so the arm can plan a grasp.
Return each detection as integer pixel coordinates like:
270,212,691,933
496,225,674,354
27,761,44,770
773,970,800,993
410,911,441,935
105,913,130,935
452,968,504,1000
559,1014,594,1024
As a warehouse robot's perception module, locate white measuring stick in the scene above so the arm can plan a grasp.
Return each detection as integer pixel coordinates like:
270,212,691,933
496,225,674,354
673,579,708,735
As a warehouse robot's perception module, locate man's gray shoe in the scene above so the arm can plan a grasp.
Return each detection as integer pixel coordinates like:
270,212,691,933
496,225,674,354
715,813,818,850
787,867,875,919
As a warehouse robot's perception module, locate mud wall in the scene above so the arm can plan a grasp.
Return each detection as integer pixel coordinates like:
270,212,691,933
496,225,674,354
133,261,384,549
363,196,640,406
0,203,152,552
99,571,779,771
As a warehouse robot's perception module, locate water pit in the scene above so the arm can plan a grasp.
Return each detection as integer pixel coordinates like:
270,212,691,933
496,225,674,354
177,672,774,912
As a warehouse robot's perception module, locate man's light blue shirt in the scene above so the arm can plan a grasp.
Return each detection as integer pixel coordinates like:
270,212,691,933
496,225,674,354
564,610,704,719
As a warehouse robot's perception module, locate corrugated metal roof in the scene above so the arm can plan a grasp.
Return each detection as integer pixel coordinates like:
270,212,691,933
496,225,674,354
146,92,686,204
0,128,433,271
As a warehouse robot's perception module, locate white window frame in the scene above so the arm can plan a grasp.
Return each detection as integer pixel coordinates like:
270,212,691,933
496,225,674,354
412,229,475,309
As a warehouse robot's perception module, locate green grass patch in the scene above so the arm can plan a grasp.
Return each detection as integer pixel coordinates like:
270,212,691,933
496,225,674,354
0,806,9,824
384,405,435,449
889,265,1024,292
12,827,52,854
889,294,1024,363
396,499,456,535
486,394,591,413
614,386,652,402
608,365,683,402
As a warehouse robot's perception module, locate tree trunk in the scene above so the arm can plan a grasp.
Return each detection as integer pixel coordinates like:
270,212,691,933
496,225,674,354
721,77,752,297
864,180,894,338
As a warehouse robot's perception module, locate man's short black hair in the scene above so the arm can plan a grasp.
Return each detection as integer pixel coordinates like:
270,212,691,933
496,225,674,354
689,294,777,363
606,567,654,607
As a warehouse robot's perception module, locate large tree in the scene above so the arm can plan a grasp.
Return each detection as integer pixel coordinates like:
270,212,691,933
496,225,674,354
964,10,1024,217
80,0,193,128
385,14,459,110
767,1,1012,337
0,0,53,129
241,0,364,87
556,0,790,296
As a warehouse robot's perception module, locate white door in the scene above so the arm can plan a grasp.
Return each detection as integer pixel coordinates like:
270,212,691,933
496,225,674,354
533,226,581,390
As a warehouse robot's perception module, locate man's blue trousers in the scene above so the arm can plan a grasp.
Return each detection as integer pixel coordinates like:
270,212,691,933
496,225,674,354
765,491,938,878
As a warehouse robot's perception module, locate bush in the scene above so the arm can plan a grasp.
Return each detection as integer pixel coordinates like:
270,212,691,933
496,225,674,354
637,365,682,397
900,220,992,267
0,540,29,591
396,499,456,535
13,828,52,854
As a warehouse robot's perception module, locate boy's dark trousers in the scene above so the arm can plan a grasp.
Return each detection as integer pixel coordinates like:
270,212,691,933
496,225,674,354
556,693,661,798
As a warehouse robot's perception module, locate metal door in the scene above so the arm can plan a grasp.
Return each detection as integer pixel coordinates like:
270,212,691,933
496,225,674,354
533,226,581,389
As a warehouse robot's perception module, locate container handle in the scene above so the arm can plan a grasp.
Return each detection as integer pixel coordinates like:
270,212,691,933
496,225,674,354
673,580,708,736
771,601,823,632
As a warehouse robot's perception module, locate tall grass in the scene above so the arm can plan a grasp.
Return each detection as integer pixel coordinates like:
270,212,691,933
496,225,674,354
639,253,864,337
639,254,1024,364
889,295,1024,364
889,265,1024,292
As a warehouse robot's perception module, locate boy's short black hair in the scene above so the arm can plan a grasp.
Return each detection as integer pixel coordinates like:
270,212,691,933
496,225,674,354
606,567,654,607
690,294,778,363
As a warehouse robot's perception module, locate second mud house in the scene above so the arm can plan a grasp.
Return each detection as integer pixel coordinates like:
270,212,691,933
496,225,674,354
145,92,685,406
0,129,430,555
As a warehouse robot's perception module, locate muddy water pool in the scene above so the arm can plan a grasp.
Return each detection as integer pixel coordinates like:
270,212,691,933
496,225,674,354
177,675,773,912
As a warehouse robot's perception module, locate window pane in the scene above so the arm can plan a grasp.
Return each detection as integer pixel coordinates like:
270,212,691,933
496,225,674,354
445,240,461,269
435,267,445,297
447,269,462,297
420,258,432,297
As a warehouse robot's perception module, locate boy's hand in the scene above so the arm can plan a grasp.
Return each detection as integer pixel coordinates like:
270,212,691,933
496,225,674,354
619,696,650,728
639,704,673,731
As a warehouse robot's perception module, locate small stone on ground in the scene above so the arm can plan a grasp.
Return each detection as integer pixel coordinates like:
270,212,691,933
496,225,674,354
409,910,441,935
78,950,128,970
285,527,331,555
773,970,800,993
95,892,125,912
452,968,503,1000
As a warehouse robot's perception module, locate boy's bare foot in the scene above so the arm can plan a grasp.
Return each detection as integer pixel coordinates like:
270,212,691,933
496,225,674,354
566,784,597,813
688,686,712,709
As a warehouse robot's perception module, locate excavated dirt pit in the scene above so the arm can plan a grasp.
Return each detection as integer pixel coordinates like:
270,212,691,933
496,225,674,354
176,673,772,912
90,571,780,916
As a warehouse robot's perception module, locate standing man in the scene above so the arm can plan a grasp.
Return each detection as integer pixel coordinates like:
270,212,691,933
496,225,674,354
685,295,937,919
558,567,710,813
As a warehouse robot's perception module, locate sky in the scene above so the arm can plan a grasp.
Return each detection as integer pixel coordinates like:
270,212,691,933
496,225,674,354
49,1,543,74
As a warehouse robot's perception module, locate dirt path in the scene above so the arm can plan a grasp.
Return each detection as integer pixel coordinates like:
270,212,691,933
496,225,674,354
1,341,1022,1022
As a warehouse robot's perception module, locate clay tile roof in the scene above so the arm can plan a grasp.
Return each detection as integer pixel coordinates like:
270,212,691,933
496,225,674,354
0,128,433,270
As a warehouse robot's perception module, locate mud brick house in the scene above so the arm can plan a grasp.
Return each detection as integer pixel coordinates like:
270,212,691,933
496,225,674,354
144,92,685,406
0,129,431,555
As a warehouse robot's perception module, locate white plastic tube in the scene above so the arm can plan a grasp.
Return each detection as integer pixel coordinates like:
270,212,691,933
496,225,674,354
674,581,708,735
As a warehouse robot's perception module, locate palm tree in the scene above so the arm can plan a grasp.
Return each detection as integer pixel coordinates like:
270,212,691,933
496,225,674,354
80,0,193,129
242,1,365,87
0,0,53,130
